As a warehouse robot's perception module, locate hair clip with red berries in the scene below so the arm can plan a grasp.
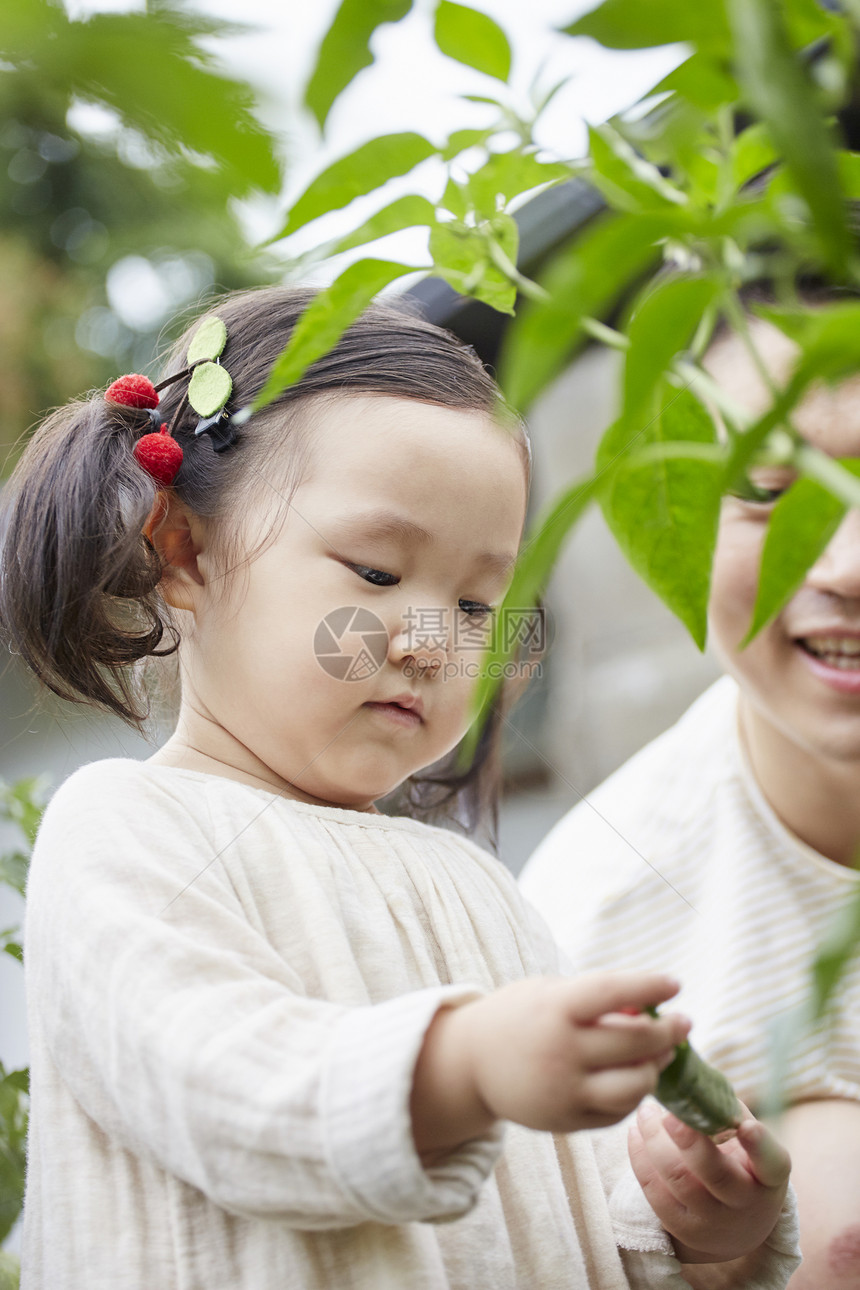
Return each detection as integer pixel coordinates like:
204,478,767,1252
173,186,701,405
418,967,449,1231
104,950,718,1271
105,316,237,487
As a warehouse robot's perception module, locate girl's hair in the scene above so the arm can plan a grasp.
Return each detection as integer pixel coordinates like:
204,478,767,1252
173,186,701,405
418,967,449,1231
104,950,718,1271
0,284,533,847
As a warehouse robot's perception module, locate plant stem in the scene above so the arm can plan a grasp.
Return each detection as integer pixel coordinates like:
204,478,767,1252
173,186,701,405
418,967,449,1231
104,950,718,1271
722,290,779,398
627,442,725,468
722,290,804,441
794,444,860,509
581,316,630,350
673,359,748,434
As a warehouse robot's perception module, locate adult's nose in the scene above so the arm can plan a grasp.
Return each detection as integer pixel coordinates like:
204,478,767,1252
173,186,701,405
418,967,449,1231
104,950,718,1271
805,509,860,601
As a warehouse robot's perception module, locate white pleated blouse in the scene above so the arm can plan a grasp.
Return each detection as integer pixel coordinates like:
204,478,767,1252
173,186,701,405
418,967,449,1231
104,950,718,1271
20,758,799,1289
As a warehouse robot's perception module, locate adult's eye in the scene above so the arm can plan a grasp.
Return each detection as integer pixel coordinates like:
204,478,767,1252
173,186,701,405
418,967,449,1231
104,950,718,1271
459,599,493,617
730,476,793,505
349,563,399,587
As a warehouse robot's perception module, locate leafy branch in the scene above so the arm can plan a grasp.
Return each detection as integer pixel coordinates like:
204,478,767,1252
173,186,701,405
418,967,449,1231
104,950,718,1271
0,777,48,1281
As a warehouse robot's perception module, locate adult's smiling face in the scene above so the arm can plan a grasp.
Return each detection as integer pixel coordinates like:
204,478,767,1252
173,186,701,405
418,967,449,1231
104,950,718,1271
705,317,860,857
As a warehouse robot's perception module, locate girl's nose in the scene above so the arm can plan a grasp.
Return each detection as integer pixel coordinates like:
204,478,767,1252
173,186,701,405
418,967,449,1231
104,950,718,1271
389,610,449,674
806,509,860,600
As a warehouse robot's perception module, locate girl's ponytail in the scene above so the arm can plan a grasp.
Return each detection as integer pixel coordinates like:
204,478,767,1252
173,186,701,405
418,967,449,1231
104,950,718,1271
0,396,177,726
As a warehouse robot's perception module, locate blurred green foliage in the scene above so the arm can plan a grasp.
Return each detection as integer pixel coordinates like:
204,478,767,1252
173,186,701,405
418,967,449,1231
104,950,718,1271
0,777,47,1283
0,0,283,472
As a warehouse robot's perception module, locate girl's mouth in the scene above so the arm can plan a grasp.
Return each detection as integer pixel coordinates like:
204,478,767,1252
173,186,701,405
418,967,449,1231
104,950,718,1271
363,701,422,728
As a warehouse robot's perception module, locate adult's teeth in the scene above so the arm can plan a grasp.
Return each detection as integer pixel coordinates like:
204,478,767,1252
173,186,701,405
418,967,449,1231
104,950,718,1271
803,636,860,656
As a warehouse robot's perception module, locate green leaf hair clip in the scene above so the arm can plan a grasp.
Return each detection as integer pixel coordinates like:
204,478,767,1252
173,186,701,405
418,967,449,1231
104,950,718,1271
185,315,239,453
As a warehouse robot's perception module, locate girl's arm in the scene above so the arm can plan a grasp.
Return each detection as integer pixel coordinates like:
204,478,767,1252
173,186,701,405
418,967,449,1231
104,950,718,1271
410,971,691,1159
26,766,507,1231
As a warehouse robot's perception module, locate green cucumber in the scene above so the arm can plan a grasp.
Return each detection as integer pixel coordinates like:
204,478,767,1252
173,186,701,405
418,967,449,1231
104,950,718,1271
645,1006,744,1136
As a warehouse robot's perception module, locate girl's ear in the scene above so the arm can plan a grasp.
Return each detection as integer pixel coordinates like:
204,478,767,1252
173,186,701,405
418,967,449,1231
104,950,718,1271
143,492,206,612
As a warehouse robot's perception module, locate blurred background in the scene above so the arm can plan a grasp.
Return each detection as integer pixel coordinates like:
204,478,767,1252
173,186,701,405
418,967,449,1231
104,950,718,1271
0,1,722,1217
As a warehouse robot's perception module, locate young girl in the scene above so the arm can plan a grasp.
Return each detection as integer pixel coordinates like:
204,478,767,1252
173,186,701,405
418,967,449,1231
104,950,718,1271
0,287,798,1289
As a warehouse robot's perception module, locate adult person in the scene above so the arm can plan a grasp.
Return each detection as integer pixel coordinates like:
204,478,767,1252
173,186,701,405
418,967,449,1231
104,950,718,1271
520,313,860,1290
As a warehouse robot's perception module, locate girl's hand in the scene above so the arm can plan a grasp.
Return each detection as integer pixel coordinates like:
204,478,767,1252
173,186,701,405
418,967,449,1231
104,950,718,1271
628,1100,791,1264
411,972,691,1157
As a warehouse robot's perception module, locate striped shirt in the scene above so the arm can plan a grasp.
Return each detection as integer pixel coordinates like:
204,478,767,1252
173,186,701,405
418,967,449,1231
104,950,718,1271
519,676,860,1111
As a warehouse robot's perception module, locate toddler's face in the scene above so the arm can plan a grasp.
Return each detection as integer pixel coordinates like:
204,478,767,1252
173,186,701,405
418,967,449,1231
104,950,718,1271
188,394,527,810
706,318,860,765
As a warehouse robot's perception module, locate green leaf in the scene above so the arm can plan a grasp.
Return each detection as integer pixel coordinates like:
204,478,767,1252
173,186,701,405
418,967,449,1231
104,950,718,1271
466,148,573,218
0,1248,19,1290
730,123,779,191
561,0,731,52
326,195,437,256
837,150,860,199
597,386,722,647
462,92,506,108
563,0,834,53
810,871,860,1018
588,122,689,213
251,259,418,411
273,133,436,241
429,214,518,313
623,276,720,427
0,1065,27,1245
783,0,847,51
0,777,47,848
0,853,28,900
498,211,673,412
727,0,849,276
440,177,470,218
4,1071,27,1098
434,1,512,82
458,472,600,764
441,127,494,161
2,938,22,966
304,0,413,130
755,302,860,384
649,52,739,110
743,471,854,644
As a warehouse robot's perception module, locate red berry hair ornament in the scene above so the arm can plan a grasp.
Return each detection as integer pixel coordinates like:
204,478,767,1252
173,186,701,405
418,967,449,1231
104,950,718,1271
106,372,184,487
104,374,159,410
132,424,184,487
104,315,238,490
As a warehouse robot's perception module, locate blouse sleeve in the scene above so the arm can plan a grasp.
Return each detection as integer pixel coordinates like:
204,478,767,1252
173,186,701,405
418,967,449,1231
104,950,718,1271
24,765,503,1229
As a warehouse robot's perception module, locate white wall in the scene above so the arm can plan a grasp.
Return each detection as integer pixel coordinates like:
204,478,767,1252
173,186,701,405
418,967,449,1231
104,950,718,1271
526,344,721,799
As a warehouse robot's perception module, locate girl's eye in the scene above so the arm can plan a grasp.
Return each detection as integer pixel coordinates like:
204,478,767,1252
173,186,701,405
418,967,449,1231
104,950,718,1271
349,564,492,614
350,564,399,587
